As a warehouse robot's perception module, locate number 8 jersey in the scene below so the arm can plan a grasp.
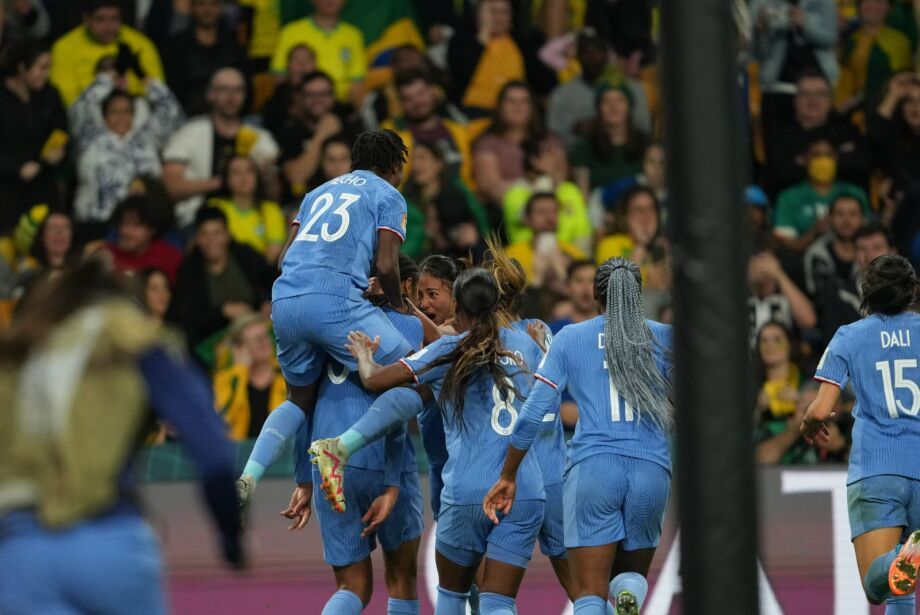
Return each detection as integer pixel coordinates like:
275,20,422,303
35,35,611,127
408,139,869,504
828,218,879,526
816,311,920,485
400,327,547,506
273,170,408,302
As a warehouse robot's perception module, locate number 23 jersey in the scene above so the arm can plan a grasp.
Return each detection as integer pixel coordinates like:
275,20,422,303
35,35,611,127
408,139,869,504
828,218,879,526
816,311,920,484
273,170,407,302
400,327,546,506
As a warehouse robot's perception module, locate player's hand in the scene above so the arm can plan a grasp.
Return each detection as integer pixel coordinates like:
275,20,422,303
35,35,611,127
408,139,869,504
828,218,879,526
482,477,516,524
800,416,832,446
361,486,399,538
345,331,379,361
280,484,313,531
526,320,548,353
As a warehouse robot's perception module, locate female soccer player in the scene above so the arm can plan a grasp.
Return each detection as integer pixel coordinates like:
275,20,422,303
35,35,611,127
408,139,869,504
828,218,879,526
483,257,674,615
415,255,463,518
801,254,920,614
238,253,427,514
483,243,574,599
238,130,415,512
318,268,547,615
283,258,426,615
0,261,243,614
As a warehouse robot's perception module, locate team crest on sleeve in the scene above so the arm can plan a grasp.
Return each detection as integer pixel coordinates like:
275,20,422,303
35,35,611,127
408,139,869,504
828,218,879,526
401,213,408,232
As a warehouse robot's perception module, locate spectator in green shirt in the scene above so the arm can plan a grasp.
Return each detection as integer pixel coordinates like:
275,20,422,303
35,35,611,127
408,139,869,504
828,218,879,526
570,81,648,198
503,137,592,253
773,136,871,252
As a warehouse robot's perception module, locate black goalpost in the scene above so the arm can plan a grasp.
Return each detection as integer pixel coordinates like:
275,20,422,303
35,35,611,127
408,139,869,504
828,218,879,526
662,1,760,612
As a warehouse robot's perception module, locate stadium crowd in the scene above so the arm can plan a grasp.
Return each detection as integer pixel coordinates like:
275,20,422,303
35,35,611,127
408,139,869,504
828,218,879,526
1,0,919,465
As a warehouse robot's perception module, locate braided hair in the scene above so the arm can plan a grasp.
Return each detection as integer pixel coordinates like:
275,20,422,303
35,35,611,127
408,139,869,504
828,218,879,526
860,254,919,316
418,268,524,431
351,130,409,178
595,257,673,433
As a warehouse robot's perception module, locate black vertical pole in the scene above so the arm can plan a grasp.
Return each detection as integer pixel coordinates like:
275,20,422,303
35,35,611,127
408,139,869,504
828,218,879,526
661,1,759,613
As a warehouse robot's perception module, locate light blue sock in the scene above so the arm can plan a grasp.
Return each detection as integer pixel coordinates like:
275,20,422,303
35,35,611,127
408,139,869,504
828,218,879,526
885,594,915,614
609,572,648,609
348,387,424,451
864,545,901,603
387,597,419,615
435,586,470,615
321,589,363,615
573,595,607,615
340,429,366,456
479,592,516,615
243,400,304,482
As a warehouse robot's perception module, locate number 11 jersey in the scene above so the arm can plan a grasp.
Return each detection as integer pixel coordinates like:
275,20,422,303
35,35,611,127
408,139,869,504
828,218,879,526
273,170,408,302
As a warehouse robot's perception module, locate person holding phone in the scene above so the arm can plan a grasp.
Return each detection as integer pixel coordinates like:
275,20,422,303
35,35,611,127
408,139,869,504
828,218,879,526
505,193,587,295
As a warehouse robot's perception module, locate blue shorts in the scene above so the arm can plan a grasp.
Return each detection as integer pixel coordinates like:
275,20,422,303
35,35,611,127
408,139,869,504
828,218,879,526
273,294,413,387
563,454,670,550
848,474,920,541
313,466,424,567
429,463,444,520
0,511,166,615
540,482,566,558
435,500,543,569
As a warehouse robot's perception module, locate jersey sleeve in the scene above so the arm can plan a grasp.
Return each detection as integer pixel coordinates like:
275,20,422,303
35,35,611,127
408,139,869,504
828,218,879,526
399,335,459,386
377,190,408,242
815,327,849,389
533,329,569,391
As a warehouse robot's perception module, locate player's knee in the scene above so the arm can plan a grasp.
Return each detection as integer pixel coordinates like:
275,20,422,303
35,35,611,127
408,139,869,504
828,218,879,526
861,575,884,605
384,562,417,598
334,565,373,604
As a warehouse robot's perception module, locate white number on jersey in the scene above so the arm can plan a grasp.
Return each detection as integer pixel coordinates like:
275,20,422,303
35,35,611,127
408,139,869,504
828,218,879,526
327,363,349,385
604,360,635,422
875,359,920,418
296,192,360,242
491,377,519,435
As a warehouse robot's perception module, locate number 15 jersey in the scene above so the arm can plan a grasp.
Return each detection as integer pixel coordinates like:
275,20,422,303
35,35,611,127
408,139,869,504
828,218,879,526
273,170,407,302
816,311,920,484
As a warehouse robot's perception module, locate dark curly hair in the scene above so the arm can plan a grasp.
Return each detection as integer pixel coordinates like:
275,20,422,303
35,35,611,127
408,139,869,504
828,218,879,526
351,130,409,177
860,254,919,315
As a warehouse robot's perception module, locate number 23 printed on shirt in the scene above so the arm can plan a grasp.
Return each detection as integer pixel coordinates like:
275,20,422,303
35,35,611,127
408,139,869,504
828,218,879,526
296,192,360,243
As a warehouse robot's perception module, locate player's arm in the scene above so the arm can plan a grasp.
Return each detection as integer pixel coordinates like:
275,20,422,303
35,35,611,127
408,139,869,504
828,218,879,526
800,381,841,445
277,222,300,270
345,331,415,391
375,229,405,311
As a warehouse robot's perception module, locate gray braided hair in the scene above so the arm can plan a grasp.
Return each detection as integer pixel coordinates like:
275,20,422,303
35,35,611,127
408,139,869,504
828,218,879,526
595,257,674,433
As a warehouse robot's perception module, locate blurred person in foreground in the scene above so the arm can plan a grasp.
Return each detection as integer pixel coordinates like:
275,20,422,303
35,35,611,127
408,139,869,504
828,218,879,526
0,260,243,614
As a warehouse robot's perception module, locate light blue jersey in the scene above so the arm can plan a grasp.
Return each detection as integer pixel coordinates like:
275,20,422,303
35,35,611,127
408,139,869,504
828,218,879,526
510,319,565,487
312,309,423,474
401,327,546,505
273,171,407,302
815,311,920,485
519,315,672,474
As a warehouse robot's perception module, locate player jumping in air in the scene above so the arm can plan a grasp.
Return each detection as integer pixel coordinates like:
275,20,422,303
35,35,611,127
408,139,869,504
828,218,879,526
801,254,920,615
237,130,414,513
483,257,674,615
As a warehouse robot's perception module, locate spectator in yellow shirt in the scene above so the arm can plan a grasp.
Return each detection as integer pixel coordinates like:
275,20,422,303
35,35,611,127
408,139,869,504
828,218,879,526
269,0,366,106
50,0,164,107
213,314,286,441
505,192,587,293
207,155,286,266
